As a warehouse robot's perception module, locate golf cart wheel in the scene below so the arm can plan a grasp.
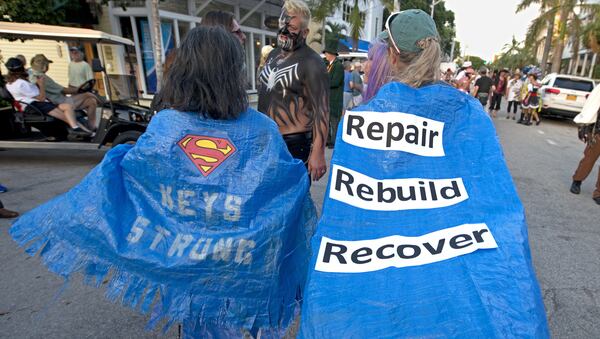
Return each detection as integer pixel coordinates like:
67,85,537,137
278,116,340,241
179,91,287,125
112,130,142,146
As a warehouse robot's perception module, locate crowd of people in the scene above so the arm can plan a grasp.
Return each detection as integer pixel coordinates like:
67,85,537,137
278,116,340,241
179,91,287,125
443,62,544,125
3,47,98,138
2,0,597,336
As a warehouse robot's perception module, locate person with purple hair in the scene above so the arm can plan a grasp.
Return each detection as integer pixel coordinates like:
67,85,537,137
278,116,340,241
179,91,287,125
362,39,392,102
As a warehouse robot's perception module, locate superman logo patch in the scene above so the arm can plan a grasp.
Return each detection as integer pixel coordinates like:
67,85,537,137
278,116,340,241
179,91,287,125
177,135,236,176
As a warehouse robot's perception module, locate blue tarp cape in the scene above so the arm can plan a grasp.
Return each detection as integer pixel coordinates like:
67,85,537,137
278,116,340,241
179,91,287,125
10,109,316,337
300,82,549,338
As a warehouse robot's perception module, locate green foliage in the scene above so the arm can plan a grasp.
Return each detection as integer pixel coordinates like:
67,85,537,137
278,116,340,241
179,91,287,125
381,0,458,58
582,11,600,53
0,0,69,24
311,21,347,47
464,55,486,71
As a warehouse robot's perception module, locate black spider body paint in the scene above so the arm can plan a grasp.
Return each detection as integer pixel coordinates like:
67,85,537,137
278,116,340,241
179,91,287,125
257,43,329,143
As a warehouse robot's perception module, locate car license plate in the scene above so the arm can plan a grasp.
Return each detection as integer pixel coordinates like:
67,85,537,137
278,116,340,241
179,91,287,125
567,94,577,101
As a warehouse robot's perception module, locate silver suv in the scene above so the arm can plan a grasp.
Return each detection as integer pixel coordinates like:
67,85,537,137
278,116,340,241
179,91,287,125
539,73,595,118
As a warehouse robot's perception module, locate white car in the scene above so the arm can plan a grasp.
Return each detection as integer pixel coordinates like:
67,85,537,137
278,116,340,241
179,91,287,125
539,73,596,118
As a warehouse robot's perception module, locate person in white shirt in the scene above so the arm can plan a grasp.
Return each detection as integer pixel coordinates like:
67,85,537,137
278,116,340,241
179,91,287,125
506,72,523,120
4,58,91,137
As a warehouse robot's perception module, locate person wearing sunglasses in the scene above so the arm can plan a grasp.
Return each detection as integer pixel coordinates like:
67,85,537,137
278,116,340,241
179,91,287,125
300,9,548,338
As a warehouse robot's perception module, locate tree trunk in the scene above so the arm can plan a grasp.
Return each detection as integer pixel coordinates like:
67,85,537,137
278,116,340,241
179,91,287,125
322,20,326,49
551,5,569,73
150,0,163,91
541,12,555,73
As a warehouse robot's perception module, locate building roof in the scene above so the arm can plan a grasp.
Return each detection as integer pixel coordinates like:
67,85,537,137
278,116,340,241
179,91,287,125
0,21,134,46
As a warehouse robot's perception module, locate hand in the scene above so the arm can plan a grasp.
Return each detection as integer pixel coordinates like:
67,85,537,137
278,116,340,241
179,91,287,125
578,126,589,143
307,149,327,181
35,75,45,86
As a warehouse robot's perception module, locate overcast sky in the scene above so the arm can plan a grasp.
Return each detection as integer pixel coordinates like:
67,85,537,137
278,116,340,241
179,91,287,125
443,0,541,61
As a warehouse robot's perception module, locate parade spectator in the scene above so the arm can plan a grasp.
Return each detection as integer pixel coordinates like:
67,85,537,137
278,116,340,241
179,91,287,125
324,43,343,147
570,84,600,205
29,54,98,131
4,57,91,137
302,9,549,336
201,10,246,45
473,67,493,107
0,199,18,218
343,61,353,111
455,61,472,81
257,0,329,181
67,46,94,88
257,45,274,87
350,61,363,107
0,183,15,218
517,74,531,124
522,73,541,125
456,67,474,94
11,26,316,337
506,71,523,120
489,69,508,118
362,38,391,101
442,68,454,83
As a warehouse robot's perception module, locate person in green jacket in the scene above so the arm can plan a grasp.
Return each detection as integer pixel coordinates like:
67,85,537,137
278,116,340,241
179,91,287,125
324,43,344,147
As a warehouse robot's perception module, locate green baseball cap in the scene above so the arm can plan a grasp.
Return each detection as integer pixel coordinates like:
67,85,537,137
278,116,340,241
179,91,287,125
378,9,439,53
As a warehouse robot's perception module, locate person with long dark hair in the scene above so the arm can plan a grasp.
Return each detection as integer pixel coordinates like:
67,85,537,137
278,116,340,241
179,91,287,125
10,26,315,338
201,10,246,45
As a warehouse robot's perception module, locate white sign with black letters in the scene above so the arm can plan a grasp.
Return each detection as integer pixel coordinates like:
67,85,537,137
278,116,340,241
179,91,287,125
329,165,468,211
315,223,498,273
342,111,445,156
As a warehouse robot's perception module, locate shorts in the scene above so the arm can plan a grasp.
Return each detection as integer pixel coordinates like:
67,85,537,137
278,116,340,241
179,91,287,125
28,101,57,115
283,131,312,167
352,94,363,107
343,92,353,109
477,93,489,106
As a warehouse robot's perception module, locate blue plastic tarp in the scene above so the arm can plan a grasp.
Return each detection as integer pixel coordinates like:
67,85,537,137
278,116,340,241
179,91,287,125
10,109,316,337
300,82,549,338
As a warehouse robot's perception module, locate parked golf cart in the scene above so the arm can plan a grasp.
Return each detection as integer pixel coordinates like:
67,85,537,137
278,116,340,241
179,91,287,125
0,21,153,150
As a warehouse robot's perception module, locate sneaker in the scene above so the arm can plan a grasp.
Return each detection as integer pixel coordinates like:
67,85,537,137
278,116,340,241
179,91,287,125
536,120,541,126
594,197,600,205
570,181,581,194
0,208,19,219
512,116,516,120
68,126,92,137
0,184,7,193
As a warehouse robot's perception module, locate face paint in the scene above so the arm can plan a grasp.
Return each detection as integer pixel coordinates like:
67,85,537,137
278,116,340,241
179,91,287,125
277,9,305,51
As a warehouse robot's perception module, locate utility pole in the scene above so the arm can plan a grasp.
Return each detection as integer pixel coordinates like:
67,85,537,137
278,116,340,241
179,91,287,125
449,40,455,62
394,0,401,11
430,0,443,18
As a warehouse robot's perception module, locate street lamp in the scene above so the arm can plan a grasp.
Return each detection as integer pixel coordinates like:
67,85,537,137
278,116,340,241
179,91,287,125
431,0,443,18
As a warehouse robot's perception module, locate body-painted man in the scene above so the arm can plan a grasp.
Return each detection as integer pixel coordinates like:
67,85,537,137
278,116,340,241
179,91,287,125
257,0,329,181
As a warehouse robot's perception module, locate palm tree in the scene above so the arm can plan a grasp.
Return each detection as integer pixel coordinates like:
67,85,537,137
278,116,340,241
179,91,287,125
519,0,600,74
348,0,366,51
309,0,342,47
517,0,558,73
311,21,347,47
503,36,522,56
150,0,163,90
582,10,600,54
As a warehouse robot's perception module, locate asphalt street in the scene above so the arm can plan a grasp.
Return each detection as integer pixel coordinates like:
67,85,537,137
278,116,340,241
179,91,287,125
1,106,600,338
